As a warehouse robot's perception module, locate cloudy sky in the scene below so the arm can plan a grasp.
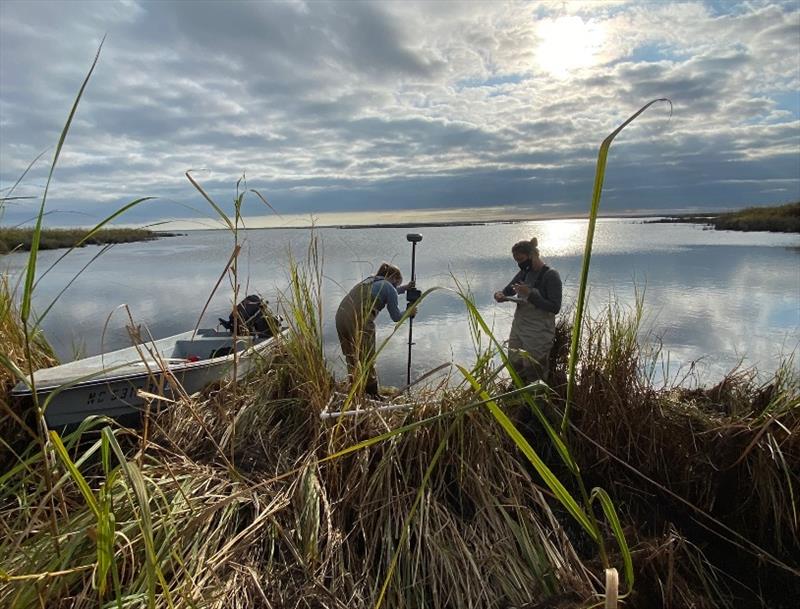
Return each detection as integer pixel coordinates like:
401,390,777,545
1,0,798,228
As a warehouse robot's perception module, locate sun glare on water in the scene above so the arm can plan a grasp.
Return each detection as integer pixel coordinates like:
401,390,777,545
535,15,607,78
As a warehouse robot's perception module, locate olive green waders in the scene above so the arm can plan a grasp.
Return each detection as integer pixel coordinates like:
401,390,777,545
335,278,383,395
508,299,555,383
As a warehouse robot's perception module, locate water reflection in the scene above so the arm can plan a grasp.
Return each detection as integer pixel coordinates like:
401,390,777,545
3,220,798,386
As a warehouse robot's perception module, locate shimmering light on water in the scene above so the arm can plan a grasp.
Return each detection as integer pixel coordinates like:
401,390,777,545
3,219,798,387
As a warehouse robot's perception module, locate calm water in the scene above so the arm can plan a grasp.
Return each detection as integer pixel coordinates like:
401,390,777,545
4,219,799,387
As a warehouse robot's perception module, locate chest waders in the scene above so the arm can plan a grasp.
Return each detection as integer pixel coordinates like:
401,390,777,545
508,267,555,383
335,278,383,395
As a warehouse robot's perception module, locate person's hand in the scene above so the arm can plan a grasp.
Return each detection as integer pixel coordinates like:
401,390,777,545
513,283,531,298
494,291,506,302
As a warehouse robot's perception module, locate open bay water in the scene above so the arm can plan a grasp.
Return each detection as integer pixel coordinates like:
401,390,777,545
4,218,799,388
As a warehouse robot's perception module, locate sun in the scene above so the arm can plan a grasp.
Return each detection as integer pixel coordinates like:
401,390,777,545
535,15,607,78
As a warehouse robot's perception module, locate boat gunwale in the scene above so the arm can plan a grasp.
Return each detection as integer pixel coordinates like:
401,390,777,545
11,329,285,397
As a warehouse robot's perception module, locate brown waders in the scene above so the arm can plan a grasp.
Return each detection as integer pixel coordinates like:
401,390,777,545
335,278,383,396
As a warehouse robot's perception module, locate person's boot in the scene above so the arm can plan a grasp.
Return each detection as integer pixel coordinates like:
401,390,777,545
366,381,384,401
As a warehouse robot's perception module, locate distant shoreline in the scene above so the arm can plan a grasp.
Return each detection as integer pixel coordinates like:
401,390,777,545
168,214,659,232
0,227,184,254
6,203,797,246
165,207,798,232
648,202,799,234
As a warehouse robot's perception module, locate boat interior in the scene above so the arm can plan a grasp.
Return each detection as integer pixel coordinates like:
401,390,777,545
171,330,259,360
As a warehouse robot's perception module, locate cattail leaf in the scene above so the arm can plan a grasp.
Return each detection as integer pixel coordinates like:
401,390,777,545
49,431,100,519
563,98,672,434
457,292,579,473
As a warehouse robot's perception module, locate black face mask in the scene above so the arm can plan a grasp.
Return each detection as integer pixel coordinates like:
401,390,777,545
517,259,532,272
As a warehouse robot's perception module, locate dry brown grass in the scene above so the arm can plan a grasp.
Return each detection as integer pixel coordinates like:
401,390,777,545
0,275,58,460
543,307,800,607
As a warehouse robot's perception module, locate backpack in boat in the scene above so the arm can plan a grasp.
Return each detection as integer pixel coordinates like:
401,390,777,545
219,295,279,337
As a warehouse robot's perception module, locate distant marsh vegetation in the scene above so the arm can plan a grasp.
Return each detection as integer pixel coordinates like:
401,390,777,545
659,201,800,233
0,227,172,254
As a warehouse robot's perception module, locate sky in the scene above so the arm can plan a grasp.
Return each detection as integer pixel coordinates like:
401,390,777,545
1,0,798,228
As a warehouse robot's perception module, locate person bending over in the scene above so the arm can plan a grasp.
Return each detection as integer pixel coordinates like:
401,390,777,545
336,262,413,397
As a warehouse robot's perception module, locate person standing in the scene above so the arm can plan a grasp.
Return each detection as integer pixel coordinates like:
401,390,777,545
336,262,413,397
494,237,562,383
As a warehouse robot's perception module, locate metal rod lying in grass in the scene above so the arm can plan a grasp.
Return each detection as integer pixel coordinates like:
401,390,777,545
321,403,415,420
323,363,550,421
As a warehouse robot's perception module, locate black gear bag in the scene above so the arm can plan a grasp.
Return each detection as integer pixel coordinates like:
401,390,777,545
219,295,279,337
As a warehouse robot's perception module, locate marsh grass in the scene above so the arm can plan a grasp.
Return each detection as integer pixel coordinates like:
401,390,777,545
569,305,799,555
4,256,797,608
545,305,800,605
0,275,58,461
659,201,800,233
711,201,799,232
1,253,596,608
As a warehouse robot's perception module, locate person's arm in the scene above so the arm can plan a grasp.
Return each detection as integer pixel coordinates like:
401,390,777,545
526,270,562,314
379,281,404,322
502,270,524,297
396,280,414,295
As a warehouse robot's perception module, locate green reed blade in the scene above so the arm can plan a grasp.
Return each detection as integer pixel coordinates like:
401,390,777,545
97,472,120,600
248,188,280,216
563,98,672,435
48,431,118,602
33,244,114,328
0,352,27,385
104,427,174,609
21,37,105,324
458,365,598,542
457,291,578,472
591,486,634,596
97,432,123,601
33,197,156,291
0,149,48,212
185,171,235,232
49,430,100,518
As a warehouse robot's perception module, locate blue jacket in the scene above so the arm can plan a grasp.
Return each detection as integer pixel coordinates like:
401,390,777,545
368,276,404,322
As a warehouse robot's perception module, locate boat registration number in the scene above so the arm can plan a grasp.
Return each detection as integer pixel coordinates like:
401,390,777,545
85,380,166,406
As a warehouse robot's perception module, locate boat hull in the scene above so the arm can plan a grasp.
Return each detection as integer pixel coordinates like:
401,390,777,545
11,329,284,428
